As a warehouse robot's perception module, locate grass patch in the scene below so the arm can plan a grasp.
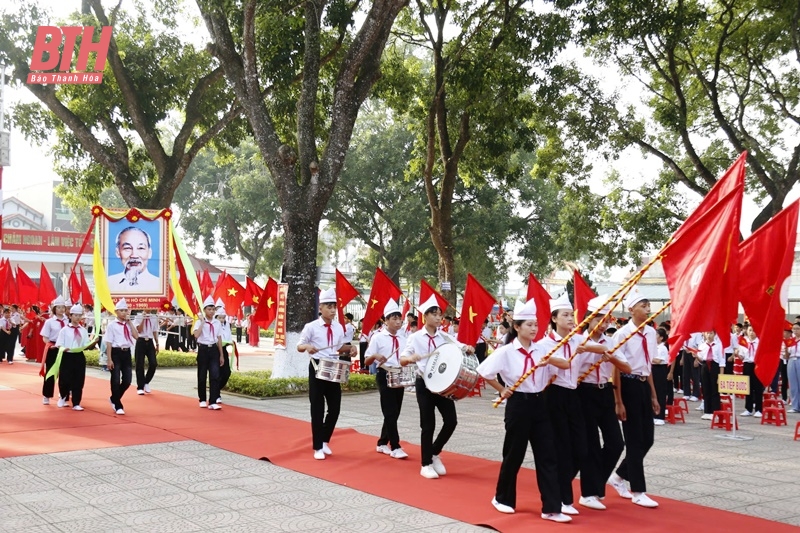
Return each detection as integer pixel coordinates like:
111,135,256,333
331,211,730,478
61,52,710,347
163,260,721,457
225,370,377,397
84,349,197,367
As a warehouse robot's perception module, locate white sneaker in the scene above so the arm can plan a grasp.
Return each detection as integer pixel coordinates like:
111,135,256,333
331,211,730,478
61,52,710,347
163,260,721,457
700,413,713,420
431,455,446,476
676,389,683,394
740,410,752,416
695,403,705,411
109,398,115,413
688,396,698,401
144,383,151,393
653,419,665,426
787,409,799,413
57,397,68,408
753,411,762,418
216,397,222,404
561,504,579,515
322,442,332,455
608,474,632,499
72,405,84,411
376,445,391,455
541,513,572,523
420,465,439,479
390,448,408,459
115,408,125,415
8,361,13,365
492,497,515,514
578,496,606,510
632,493,659,508
199,401,207,408
208,403,222,410
137,389,145,395
314,450,325,460
42,397,50,405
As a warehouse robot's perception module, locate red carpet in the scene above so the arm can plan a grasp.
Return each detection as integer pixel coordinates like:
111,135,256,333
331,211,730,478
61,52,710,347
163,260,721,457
0,363,795,532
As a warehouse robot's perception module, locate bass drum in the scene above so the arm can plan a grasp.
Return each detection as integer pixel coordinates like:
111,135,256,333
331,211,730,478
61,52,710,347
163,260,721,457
423,343,479,400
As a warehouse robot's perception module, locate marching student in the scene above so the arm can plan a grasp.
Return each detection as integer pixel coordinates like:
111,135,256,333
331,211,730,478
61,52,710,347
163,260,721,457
365,299,409,459
576,295,631,510
193,296,224,410
0,308,13,363
696,331,724,421
607,287,660,508
216,301,233,404
681,332,702,402
55,304,94,411
477,299,572,524
739,325,763,417
40,296,68,404
537,292,609,516
341,313,356,362
297,287,357,460
399,295,475,480
134,308,159,395
104,299,139,415
652,328,674,425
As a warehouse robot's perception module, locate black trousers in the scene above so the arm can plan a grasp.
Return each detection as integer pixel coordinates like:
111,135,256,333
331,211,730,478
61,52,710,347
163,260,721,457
110,348,132,410
0,331,11,361
376,368,405,449
578,384,624,498
58,351,86,406
219,345,232,393
235,327,243,343
135,338,157,390
165,327,179,351
475,343,487,364
415,377,457,466
197,345,221,403
309,360,342,450
179,326,189,351
42,346,60,398
701,362,721,414
682,351,701,397
743,362,764,412
545,385,586,505
495,391,560,514
652,365,673,419
616,377,655,493
187,332,196,350
672,353,682,390
359,341,368,369
779,361,789,401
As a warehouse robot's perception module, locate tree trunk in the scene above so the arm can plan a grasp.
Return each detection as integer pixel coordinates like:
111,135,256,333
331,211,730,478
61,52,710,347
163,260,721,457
282,211,320,331
429,194,458,310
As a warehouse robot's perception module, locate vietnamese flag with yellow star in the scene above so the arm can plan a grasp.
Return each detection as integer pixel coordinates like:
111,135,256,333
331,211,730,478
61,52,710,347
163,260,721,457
244,277,263,307
251,277,278,327
213,272,245,316
335,269,360,326
361,267,403,334
457,273,497,346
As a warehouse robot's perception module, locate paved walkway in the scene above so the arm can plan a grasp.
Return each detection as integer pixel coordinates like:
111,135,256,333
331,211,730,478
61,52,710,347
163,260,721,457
2,341,800,531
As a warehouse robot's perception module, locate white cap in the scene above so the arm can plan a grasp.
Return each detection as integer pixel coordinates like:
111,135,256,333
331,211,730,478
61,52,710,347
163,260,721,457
216,307,227,318
623,286,648,309
52,296,66,306
65,300,72,307
587,294,612,314
215,297,225,309
115,298,128,311
69,304,83,315
513,299,537,321
383,299,401,317
319,287,336,304
202,296,215,308
549,292,573,312
419,294,440,315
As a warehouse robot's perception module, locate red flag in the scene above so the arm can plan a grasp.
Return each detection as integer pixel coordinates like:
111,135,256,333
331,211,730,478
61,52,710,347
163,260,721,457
526,273,552,341
401,297,410,320
251,277,278,327
214,269,227,294
739,200,799,386
362,268,403,334
200,269,214,299
335,269,360,326
3,260,17,304
213,272,245,317
457,274,497,345
38,264,58,306
573,270,597,321
16,267,39,306
419,279,450,325
68,269,81,303
244,277,263,307
79,267,93,304
0,259,6,303
662,181,743,360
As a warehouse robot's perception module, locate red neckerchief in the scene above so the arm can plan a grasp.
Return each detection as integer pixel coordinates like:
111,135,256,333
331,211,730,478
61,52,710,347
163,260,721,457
390,334,399,362
517,343,535,386
325,323,333,347
69,325,81,344
426,333,437,353
118,321,132,343
549,331,572,380
56,317,66,328
635,331,650,366
748,340,755,360
205,320,215,338
706,342,714,369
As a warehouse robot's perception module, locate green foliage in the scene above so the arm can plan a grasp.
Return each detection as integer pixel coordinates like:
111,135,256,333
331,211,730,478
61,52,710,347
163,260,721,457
224,370,377,397
84,349,197,367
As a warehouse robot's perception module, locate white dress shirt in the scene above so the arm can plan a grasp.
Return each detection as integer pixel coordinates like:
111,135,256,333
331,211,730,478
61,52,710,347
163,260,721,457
195,318,223,346
697,340,726,366
400,328,465,374
742,337,758,363
134,314,159,339
56,324,89,350
40,315,67,343
578,336,627,383
477,337,551,393
298,318,346,361
611,321,657,377
103,320,136,349
537,331,596,389
365,329,406,367
220,320,233,343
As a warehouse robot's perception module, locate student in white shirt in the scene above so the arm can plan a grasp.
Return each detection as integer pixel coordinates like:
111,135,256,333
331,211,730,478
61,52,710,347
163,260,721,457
193,297,224,410
696,331,724,420
739,325,763,417
364,299,408,459
103,299,139,415
40,296,68,404
0,308,12,363
477,299,571,524
787,322,800,413
652,327,672,425
55,304,95,411
134,308,159,395
216,304,233,403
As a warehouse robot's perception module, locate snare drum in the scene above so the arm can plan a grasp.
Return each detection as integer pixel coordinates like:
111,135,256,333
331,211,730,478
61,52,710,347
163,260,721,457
423,343,480,400
385,365,416,388
313,358,350,383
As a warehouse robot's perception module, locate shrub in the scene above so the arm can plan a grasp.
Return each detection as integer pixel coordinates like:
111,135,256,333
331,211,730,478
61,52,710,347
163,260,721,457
224,370,377,397
84,349,197,367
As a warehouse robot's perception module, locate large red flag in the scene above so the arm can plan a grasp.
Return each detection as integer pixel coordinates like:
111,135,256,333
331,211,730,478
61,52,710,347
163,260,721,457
213,272,245,316
244,277,263,307
739,200,799,386
335,269,360,326
200,269,214,299
662,183,743,359
526,273,552,341
362,268,403,334
79,267,93,304
251,277,278,327
16,267,39,306
4,262,18,304
573,270,597,321
457,273,497,345
38,264,58,306
419,279,450,325
0,259,7,303
68,269,81,303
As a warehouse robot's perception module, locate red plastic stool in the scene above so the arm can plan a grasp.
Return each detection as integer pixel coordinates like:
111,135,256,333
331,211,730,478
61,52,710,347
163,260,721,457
665,404,685,424
763,398,785,410
468,377,484,397
711,410,738,431
761,407,787,427
674,398,689,414
794,421,800,441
